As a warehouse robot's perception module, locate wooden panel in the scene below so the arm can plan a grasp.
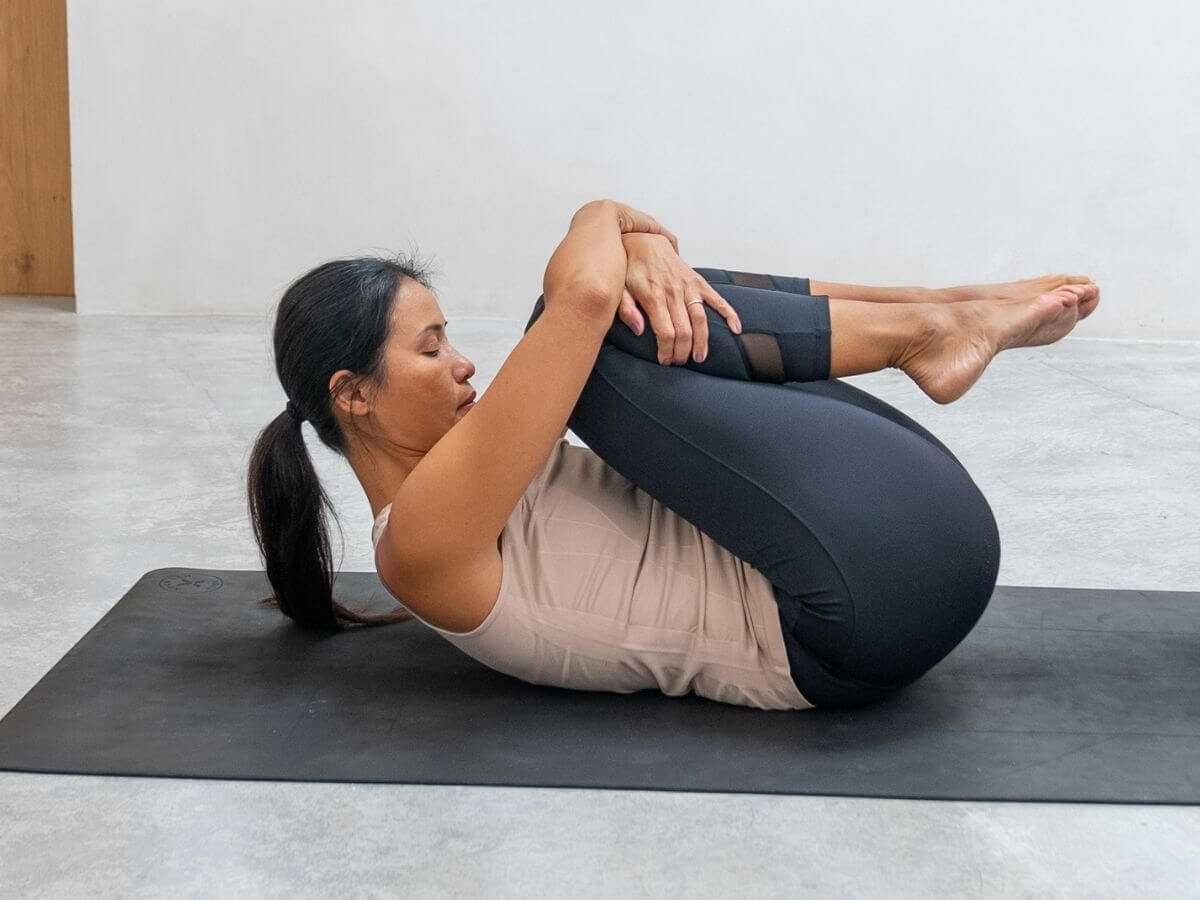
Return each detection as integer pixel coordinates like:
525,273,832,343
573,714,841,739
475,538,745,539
0,0,74,296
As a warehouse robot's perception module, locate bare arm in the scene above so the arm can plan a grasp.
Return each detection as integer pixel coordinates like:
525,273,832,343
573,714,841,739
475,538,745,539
377,201,628,579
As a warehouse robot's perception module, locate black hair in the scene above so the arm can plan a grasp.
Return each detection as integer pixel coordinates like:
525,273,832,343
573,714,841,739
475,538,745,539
246,250,434,630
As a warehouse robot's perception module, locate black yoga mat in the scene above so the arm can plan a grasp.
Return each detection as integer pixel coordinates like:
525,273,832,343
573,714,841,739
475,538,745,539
1,568,1197,804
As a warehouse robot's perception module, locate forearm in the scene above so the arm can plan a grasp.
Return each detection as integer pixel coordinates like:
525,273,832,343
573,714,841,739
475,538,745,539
543,201,628,315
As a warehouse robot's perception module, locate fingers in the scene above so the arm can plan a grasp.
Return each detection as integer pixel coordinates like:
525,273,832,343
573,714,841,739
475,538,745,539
617,287,644,335
660,279,699,366
624,271,746,367
704,280,742,335
681,282,708,365
644,292,677,365
678,278,742,365
611,202,679,253
655,277,745,366
638,281,687,366
661,227,680,253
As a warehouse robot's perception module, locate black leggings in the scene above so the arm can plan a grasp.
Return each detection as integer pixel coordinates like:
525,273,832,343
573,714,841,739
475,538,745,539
523,267,1001,708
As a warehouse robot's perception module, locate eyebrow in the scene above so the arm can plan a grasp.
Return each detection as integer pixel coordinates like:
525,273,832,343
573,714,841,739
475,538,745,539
418,321,449,337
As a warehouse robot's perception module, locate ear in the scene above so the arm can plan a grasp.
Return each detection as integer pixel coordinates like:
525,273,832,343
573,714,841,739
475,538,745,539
328,369,373,418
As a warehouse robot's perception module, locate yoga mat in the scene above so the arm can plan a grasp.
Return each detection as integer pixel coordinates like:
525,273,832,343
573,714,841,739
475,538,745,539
0,568,1196,804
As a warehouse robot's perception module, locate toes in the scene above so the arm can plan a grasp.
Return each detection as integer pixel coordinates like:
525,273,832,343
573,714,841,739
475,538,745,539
1041,290,1074,311
1061,283,1097,300
1054,287,1083,306
1078,290,1100,320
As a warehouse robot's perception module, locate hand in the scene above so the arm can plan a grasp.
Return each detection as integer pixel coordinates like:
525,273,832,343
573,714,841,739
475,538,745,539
595,199,679,253
618,233,743,365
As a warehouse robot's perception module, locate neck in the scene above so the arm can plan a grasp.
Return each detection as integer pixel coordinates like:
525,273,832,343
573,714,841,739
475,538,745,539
346,442,424,521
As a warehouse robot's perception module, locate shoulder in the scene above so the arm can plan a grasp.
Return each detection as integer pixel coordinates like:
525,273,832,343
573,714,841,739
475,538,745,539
376,520,503,634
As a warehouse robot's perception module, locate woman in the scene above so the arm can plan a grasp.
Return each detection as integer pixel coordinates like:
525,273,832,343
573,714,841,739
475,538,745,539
247,199,1100,710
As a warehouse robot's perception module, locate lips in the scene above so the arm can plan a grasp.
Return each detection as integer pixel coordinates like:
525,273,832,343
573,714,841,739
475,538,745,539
458,391,476,408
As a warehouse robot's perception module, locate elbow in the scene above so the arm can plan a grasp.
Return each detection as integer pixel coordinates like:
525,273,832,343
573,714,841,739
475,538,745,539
546,278,613,321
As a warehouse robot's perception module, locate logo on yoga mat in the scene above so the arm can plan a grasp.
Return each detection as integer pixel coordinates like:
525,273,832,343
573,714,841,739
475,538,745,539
159,573,224,594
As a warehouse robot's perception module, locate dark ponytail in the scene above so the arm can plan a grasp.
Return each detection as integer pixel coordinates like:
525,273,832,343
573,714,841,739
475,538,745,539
246,250,435,631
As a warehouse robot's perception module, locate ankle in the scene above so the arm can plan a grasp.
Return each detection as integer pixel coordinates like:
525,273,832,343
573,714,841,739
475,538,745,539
890,303,945,370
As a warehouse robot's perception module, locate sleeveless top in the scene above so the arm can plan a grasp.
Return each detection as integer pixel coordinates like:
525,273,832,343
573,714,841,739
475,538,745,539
371,437,813,711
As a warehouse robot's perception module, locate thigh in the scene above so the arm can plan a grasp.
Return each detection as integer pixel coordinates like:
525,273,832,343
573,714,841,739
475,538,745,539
526,282,988,599
568,341,999,665
775,378,968,473
522,274,1001,703
571,340,993,592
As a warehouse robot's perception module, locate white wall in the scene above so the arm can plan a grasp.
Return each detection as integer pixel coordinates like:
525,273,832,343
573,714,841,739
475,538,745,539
66,0,1199,339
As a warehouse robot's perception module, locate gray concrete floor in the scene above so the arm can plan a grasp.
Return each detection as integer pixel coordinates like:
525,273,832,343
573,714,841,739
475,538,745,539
1,294,1198,898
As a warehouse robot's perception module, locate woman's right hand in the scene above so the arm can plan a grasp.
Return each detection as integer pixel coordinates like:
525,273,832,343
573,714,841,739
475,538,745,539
544,200,679,318
541,201,633,314
604,200,679,253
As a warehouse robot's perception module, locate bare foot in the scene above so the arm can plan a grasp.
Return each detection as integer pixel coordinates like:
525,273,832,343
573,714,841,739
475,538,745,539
943,273,1093,302
897,285,1091,404
931,273,1101,323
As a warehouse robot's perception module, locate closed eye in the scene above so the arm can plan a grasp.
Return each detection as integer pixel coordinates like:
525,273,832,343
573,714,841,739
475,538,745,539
422,326,449,356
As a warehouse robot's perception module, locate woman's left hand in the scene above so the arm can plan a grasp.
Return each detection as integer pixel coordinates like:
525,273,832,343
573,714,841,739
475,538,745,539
618,233,743,366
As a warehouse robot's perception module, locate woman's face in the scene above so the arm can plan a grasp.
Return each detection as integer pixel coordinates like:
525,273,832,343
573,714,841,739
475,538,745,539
332,278,477,452
383,278,478,444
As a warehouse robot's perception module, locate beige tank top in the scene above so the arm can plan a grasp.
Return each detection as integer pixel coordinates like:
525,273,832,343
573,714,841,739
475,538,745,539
372,437,813,711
